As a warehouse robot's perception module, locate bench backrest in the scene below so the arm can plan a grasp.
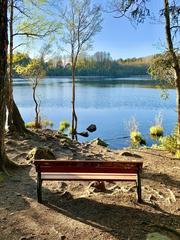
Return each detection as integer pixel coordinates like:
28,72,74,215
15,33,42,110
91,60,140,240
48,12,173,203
34,160,143,174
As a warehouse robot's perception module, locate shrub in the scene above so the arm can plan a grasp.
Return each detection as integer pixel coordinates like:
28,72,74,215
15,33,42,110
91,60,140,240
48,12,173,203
160,135,177,154
150,112,164,137
25,121,36,128
130,131,146,146
25,119,53,129
150,125,164,137
128,117,146,146
159,125,177,154
59,120,70,132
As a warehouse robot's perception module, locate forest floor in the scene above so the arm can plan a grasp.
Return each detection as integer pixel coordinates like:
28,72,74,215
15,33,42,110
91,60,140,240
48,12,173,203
0,129,180,240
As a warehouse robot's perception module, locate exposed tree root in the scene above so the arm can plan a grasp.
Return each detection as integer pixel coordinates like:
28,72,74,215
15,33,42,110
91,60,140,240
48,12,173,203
0,154,19,175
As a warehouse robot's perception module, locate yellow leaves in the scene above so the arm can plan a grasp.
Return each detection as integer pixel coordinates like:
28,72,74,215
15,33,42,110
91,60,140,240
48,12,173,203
15,59,46,81
148,52,177,86
12,52,30,65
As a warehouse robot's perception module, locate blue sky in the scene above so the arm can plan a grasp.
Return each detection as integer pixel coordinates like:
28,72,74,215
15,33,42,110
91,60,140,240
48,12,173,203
90,0,165,59
15,0,166,60
90,13,165,59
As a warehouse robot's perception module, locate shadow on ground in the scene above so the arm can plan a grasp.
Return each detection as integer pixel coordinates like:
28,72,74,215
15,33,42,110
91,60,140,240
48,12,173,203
1,165,179,240
44,195,180,240
143,171,180,189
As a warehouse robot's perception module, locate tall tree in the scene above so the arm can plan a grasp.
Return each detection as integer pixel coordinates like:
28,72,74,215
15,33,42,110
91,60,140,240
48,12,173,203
7,0,58,135
60,0,103,139
7,0,28,135
110,0,180,157
0,0,9,170
164,0,180,157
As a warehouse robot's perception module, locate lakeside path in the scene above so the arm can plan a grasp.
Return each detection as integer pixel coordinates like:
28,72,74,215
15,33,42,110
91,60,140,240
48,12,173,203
0,129,180,240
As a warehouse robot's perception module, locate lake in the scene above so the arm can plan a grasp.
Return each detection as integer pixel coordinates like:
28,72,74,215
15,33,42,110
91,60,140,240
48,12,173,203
13,77,177,149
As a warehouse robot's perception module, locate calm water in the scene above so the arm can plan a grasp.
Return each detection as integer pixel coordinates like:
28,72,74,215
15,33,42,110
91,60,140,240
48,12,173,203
13,77,176,149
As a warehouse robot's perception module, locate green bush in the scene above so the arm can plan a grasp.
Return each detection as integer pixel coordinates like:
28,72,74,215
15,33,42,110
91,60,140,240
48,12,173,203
25,121,36,128
160,135,177,154
25,119,53,129
59,120,70,132
150,125,164,137
160,125,177,154
130,131,146,146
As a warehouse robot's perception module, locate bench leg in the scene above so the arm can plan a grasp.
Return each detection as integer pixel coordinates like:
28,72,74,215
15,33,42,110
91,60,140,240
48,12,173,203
137,173,142,203
37,172,42,203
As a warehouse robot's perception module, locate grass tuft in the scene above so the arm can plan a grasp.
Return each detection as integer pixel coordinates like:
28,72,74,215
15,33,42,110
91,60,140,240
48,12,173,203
25,119,53,129
150,125,164,137
130,131,146,146
59,120,70,132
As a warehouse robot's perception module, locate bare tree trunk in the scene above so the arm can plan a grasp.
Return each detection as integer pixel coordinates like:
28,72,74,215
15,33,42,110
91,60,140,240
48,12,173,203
7,0,28,135
71,65,76,139
7,0,14,129
0,0,9,170
74,111,78,141
12,99,28,132
164,0,180,157
71,65,78,140
8,99,28,135
175,77,180,156
33,84,40,128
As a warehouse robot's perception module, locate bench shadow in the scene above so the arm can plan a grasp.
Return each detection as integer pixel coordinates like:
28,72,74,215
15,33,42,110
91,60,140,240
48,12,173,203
44,194,180,240
2,165,180,240
143,171,180,189
42,172,180,240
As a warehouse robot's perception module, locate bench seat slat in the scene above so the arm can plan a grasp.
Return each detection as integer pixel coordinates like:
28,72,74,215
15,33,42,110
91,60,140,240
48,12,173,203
41,172,137,181
39,167,138,173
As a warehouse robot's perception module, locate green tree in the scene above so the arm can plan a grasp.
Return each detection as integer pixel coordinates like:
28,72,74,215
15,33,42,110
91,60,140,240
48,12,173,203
7,0,30,135
111,0,180,157
12,52,31,69
149,53,177,87
60,0,103,139
7,0,58,135
16,59,46,128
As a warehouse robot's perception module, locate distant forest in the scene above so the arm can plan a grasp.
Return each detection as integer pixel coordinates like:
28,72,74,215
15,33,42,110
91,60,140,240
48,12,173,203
13,51,152,78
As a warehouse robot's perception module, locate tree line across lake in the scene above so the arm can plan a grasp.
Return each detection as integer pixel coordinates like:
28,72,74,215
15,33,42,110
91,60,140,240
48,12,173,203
13,51,150,78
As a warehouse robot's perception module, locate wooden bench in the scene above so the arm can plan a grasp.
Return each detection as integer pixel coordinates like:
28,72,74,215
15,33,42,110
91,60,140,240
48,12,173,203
34,160,143,203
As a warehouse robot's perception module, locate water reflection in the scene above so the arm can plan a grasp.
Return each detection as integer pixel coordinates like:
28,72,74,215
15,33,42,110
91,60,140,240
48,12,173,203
13,77,176,149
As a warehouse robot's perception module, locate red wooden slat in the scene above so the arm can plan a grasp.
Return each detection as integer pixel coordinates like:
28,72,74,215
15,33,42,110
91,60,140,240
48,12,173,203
34,160,143,174
34,160,143,165
34,160,142,167
38,166,138,173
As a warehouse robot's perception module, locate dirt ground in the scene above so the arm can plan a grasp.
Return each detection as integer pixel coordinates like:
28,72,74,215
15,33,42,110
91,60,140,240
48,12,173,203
0,129,180,240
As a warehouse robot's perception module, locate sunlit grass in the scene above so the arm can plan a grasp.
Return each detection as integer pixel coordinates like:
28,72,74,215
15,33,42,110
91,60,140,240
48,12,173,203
25,120,53,128
150,125,164,137
59,120,70,132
